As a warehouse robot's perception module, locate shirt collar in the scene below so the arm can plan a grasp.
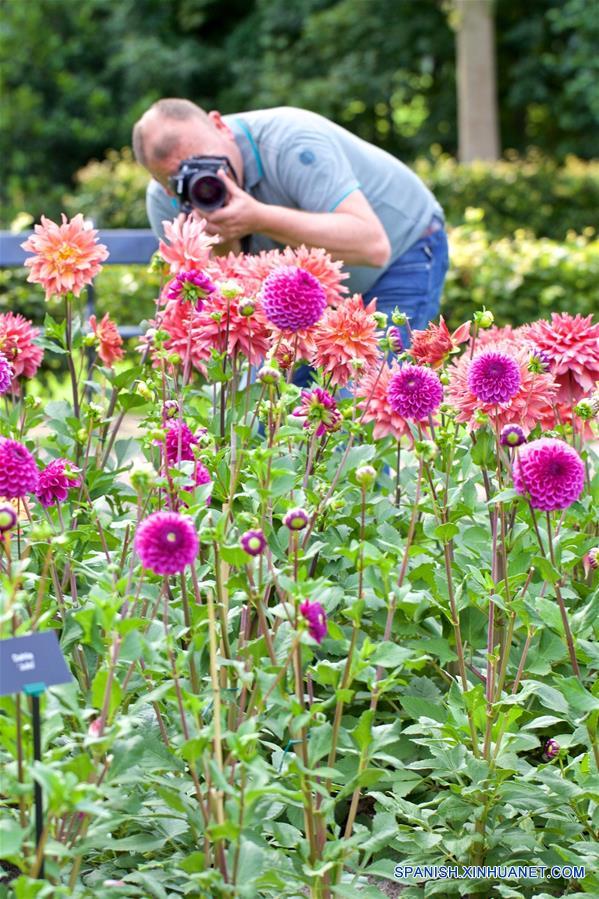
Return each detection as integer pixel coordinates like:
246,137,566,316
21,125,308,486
225,115,264,191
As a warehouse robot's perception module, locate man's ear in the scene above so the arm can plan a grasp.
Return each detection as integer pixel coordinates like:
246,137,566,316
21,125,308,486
208,110,234,140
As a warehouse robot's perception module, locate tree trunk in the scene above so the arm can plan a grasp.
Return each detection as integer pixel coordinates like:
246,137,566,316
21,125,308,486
455,0,500,161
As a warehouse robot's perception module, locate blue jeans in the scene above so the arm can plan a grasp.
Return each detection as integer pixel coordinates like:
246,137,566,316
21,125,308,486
292,219,450,389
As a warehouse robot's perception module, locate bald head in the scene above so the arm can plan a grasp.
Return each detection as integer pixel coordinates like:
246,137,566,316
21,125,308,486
131,98,242,190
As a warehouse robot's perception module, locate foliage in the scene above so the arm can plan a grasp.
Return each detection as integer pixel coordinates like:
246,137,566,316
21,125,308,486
1,224,598,897
63,149,150,229
2,0,598,224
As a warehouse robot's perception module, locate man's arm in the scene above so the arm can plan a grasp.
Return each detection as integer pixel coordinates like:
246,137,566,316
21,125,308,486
204,170,391,268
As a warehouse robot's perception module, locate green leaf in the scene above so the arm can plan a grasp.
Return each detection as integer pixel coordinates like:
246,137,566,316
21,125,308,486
370,643,414,668
0,818,26,855
352,710,374,751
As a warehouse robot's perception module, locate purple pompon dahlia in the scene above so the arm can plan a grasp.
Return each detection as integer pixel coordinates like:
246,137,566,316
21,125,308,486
135,511,199,575
387,364,443,421
165,421,199,465
36,459,82,508
165,270,215,310
0,439,39,498
513,437,585,511
300,599,328,644
262,266,327,332
0,504,17,533
500,424,526,448
240,529,267,556
283,507,309,531
292,387,342,437
467,351,521,404
0,351,13,395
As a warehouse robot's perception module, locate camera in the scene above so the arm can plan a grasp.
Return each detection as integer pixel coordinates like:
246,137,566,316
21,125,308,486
169,155,233,213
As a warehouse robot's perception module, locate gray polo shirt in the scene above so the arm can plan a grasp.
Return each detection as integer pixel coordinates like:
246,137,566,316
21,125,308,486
146,106,442,294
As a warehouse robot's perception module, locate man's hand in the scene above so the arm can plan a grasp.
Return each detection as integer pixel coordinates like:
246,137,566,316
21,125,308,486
202,169,263,242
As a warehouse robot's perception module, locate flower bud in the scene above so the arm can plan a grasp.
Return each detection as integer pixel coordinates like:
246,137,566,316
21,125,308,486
439,371,450,385
167,353,182,366
528,349,551,374
135,381,153,401
391,308,408,326
543,738,560,760
163,400,179,419
240,529,267,556
24,395,42,409
355,465,376,488
500,424,526,447
76,428,88,443
474,309,494,329
584,547,599,571
219,279,243,299
257,366,281,385
283,507,309,531
83,333,97,347
372,311,388,329
573,399,594,421
386,326,403,353
130,461,155,492
415,440,438,462
0,504,17,533
148,252,167,274
238,297,255,317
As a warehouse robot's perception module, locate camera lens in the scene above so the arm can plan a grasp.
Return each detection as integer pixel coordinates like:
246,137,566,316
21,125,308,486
188,174,227,211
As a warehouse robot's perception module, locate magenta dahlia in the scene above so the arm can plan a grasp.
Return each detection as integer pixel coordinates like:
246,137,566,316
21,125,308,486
467,351,521,404
292,387,342,437
164,269,216,310
36,459,82,507
262,266,327,332
165,422,199,465
240,529,267,556
300,599,328,644
0,439,39,498
387,364,443,421
513,438,585,511
0,352,13,395
135,511,199,575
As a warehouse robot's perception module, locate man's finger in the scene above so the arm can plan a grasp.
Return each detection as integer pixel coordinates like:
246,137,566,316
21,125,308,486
218,168,242,195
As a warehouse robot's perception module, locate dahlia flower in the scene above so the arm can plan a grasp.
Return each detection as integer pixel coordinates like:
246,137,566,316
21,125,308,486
500,424,526,448
163,269,215,310
0,439,39,499
21,213,109,300
293,387,342,437
354,360,412,442
387,364,443,421
467,351,521,404
409,316,471,368
36,459,82,508
283,508,309,531
0,352,12,395
471,324,522,350
523,313,599,403
513,437,585,511
89,313,124,367
159,216,218,274
0,312,44,386
446,341,558,433
280,245,349,305
228,249,282,296
300,600,327,644
165,421,199,465
135,511,199,575
240,529,267,556
262,266,327,332
0,504,17,533
311,295,381,387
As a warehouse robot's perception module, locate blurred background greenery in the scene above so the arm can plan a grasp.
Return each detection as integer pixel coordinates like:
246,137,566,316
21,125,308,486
1,0,597,337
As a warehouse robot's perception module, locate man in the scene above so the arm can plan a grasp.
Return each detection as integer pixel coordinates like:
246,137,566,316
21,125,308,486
132,98,448,341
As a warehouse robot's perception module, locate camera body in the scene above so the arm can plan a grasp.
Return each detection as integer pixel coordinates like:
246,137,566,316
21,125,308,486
169,155,233,213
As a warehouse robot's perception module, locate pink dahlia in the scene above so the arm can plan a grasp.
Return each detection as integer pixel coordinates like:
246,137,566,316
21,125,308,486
89,313,124,367
467,351,521,404
293,387,342,437
165,421,199,465
0,439,39,498
163,269,215,310
0,312,44,387
0,352,13,395
354,360,412,442
280,245,349,306
513,437,585,511
446,341,558,433
522,313,599,403
311,295,381,387
226,249,282,296
410,316,471,368
21,213,108,300
135,511,199,575
300,599,327,644
36,458,82,508
262,266,327,332
159,216,218,274
388,364,443,421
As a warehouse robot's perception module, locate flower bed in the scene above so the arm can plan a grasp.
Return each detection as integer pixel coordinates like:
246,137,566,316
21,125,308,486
1,214,598,898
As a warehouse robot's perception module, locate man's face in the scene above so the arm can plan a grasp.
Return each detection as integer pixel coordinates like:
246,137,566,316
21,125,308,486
145,113,238,194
